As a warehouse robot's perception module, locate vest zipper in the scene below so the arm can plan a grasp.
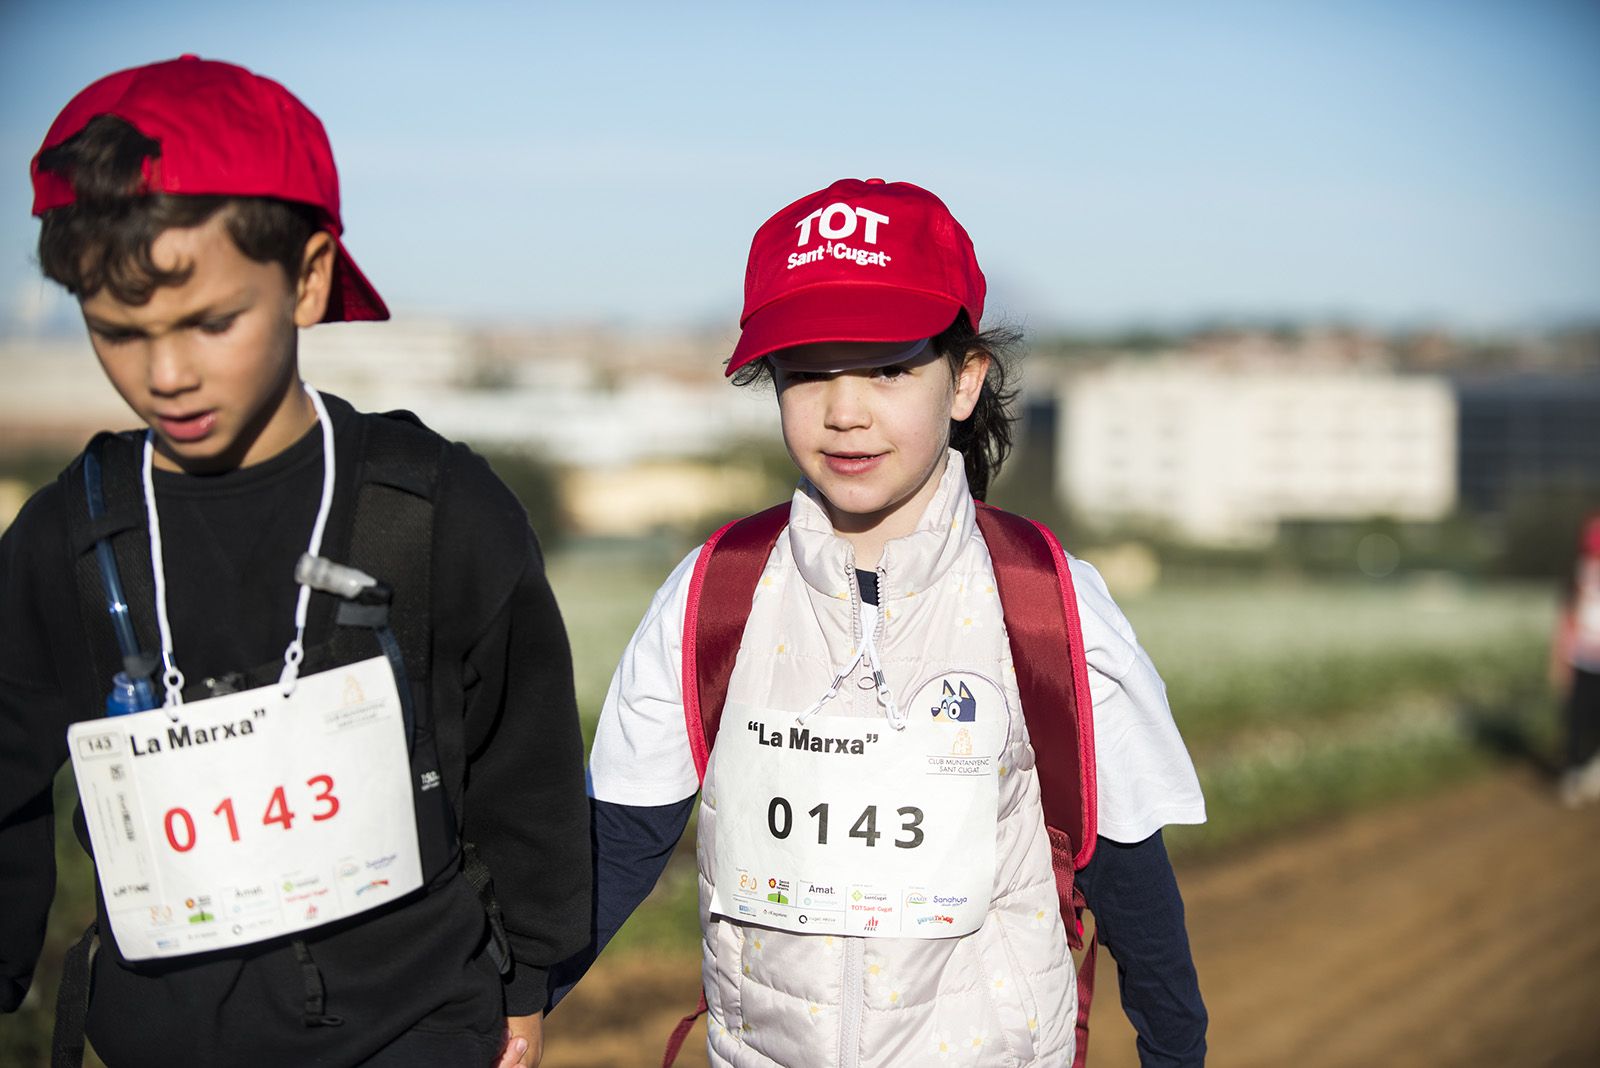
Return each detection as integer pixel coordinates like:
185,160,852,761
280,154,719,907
838,935,864,1068
845,556,862,655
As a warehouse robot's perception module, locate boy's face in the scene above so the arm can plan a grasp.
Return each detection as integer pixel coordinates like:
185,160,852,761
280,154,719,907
79,212,332,474
773,341,988,545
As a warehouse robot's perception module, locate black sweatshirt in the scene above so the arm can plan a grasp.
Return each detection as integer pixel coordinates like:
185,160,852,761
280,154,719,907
0,395,590,1065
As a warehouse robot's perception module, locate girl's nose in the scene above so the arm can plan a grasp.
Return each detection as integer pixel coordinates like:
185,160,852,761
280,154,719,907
822,375,872,431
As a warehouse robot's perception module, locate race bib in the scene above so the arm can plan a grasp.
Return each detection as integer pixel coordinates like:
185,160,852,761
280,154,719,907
709,672,1006,938
68,656,423,961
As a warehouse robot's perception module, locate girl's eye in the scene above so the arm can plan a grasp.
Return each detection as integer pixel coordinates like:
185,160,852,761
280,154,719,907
784,370,829,384
874,364,912,380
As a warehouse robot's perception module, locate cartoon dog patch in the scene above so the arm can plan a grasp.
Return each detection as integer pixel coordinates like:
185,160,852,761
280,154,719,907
932,680,978,722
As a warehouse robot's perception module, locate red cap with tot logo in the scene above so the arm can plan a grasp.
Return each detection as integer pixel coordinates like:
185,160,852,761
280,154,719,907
726,178,985,375
30,55,388,322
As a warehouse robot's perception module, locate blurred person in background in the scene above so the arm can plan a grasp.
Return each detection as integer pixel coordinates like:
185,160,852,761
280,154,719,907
1554,513,1600,807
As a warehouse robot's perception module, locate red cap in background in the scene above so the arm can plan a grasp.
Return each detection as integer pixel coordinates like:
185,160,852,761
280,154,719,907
1583,513,1600,558
727,178,984,375
30,55,387,323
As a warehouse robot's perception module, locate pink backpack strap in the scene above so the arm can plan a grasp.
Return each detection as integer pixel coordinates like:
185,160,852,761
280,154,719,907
681,503,789,783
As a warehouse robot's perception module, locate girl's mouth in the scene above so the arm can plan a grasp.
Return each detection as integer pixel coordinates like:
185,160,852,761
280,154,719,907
156,410,217,443
824,452,884,475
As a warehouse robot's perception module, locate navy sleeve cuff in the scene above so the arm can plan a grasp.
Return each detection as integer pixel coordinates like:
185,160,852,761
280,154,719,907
545,795,694,1011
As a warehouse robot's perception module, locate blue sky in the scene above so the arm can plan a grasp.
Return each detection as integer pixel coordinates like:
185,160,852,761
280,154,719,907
3,0,1598,332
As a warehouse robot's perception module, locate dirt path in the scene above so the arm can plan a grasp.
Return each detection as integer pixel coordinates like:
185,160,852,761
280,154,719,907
542,767,1600,1067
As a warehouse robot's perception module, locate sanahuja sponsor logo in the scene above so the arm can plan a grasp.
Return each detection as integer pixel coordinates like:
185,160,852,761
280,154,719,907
365,853,398,871
932,894,969,907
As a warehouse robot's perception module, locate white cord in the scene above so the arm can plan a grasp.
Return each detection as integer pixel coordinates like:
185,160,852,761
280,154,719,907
141,437,185,712
141,384,338,709
278,387,337,696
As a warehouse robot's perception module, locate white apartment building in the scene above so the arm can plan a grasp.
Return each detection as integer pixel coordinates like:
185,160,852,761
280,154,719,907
1057,358,1457,545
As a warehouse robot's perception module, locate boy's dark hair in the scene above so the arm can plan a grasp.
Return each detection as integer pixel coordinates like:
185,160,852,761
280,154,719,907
36,114,321,306
732,312,1022,500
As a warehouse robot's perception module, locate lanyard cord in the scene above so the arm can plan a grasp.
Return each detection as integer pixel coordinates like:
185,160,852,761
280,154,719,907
142,386,337,710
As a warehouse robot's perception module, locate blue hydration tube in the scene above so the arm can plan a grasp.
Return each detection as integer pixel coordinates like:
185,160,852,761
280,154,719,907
84,445,159,714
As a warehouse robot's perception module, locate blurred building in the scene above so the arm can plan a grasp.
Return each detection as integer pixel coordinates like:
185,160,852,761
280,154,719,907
1454,372,1600,515
0,335,128,450
0,323,780,536
1056,357,1457,545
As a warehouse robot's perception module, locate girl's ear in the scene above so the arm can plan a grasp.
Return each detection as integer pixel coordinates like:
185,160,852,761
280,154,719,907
293,230,336,327
950,350,991,421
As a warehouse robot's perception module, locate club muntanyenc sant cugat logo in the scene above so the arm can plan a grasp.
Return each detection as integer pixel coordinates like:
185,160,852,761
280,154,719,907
788,202,893,270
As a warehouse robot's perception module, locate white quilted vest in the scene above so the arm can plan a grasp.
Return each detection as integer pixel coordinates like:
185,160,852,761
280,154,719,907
696,453,1077,1067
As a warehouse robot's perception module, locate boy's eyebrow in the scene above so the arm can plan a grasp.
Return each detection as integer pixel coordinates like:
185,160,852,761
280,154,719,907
84,299,249,337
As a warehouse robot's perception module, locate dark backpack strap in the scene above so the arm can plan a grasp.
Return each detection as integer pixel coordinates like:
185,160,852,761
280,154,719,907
339,413,513,971
336,411,443,686
50,923,98,1068
681,504,789,781
63,432,160,708
463,842,512,976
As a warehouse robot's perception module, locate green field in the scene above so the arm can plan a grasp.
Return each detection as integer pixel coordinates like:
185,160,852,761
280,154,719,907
3,555,1560,1063
543,552,1559,952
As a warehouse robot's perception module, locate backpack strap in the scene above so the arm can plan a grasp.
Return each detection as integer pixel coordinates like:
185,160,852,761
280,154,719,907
681,500,1102,1064
682,503,789,782
972,503,1097,869
63,432,159,708
333,410,441,687
972,502,1099,1067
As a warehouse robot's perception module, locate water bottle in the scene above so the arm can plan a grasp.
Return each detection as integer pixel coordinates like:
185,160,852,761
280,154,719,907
106,672,156,716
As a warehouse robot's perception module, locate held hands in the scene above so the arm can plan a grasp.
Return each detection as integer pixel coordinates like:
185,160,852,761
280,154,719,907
495,1013,543,1068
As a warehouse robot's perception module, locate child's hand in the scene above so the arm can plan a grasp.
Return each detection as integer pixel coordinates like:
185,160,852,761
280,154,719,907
496,1013,543,1067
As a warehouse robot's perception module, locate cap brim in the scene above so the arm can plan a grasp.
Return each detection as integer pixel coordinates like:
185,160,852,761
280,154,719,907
727,285,961,376
323,234,390,322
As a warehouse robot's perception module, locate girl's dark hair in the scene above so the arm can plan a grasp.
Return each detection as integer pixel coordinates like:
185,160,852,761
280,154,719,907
36,114,321,305
932,312,1020,501
732,311,1022,500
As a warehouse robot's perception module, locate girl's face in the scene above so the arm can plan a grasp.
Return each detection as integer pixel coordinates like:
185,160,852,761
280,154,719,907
773,340,988,553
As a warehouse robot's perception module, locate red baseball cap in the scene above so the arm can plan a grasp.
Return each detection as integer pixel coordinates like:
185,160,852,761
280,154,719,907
727,178,985,375
30,55,387,322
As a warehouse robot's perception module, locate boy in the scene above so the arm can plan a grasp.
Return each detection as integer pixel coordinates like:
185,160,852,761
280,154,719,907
0,56,588,1067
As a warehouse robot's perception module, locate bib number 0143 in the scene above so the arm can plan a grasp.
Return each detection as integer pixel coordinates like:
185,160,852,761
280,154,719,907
162,774,341,853
765,797,925,849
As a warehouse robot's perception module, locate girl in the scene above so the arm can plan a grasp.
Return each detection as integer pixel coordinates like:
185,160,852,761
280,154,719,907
556,179,1208,1067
